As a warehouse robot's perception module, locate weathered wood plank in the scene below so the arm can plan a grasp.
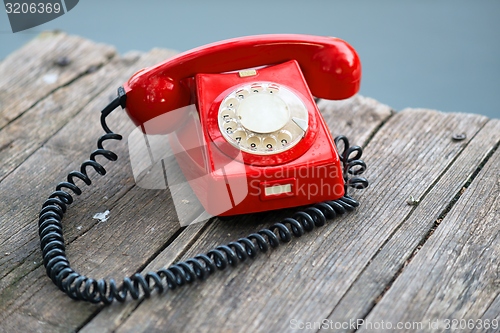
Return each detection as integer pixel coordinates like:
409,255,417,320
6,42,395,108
76,95,393,332
0,51,142,280
106,109,488,333
318,95,394,144
324,118,500,332
2,33,497,333
360,134,500,332
0,49,180,332
0,188,186,333
0,31,116,130
0,50,138,183
79,222,208,333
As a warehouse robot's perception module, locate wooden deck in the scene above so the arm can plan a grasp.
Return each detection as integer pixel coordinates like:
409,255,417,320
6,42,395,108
0,31,498,333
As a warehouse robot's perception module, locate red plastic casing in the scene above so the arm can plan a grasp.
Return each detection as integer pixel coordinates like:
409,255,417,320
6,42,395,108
167,61,345,216
123,34,361,134
122,34,361,216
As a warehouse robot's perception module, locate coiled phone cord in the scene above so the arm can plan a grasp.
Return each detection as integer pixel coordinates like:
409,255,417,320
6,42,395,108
38,91,368,304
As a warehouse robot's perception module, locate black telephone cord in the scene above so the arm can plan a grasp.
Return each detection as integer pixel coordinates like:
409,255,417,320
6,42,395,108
38,93,368,304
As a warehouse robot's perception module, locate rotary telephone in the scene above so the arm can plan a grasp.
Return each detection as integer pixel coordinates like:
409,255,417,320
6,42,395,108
38,34,368,303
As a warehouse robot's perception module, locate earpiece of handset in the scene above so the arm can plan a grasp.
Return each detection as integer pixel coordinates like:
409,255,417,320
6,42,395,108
122,34,361,134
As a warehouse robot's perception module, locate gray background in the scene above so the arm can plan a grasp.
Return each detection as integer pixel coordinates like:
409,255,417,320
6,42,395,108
1,0,499,118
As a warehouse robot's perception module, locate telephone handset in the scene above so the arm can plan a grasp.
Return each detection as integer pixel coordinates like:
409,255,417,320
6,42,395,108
38,35,368,304
124,34,361,133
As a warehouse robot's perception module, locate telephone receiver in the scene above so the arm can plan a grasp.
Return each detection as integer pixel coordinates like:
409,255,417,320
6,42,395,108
125,34,362,220
124,34,361,133
38,34,369,304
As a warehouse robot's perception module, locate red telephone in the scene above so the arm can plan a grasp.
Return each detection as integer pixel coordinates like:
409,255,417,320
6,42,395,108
38,34,368,304
125,34,362,217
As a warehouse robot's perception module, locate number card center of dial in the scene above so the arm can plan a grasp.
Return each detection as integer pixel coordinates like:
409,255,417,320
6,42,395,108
237,94,290,133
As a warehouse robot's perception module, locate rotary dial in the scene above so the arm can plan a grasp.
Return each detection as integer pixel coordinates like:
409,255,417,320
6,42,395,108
218,82,308,155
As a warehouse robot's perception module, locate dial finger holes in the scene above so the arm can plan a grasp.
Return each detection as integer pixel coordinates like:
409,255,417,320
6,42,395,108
224,121,237,134
217,82,308,155
277,131,292,146
250,84,263,93
267,85,279,94
236,89,248,100
263,137,277,151
232,130,247,145
247,136,261,150
224,98,239,110
221,109,235,123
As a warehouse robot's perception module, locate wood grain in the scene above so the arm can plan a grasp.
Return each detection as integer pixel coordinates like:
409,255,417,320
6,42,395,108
0,31,116,130
325,118,500,332
83,110,489,333
0,49,178,332
0,50,136,183
1,34,498,333
73,93,393,333
360,127,500,333
79,222,209,333
318,95,394,144
0,51,142,281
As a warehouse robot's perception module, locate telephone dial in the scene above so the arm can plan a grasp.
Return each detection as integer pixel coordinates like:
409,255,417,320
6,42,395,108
38,34,369,303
